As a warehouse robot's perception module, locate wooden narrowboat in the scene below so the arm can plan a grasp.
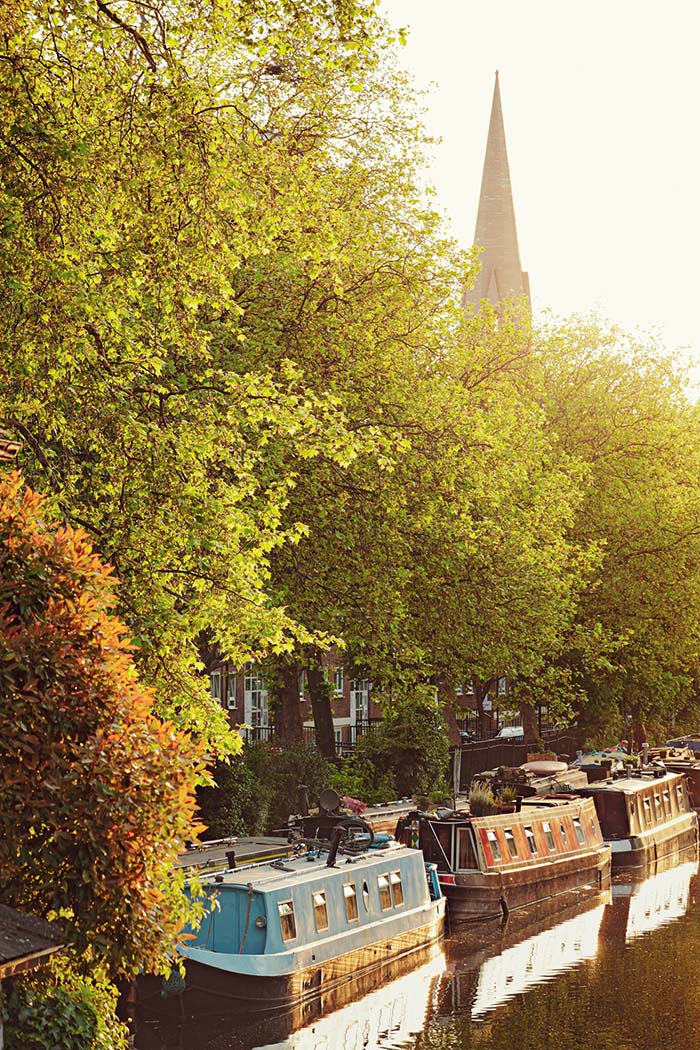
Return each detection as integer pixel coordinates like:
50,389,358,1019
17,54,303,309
574,769,699,870
174,839,446,1013
645,747,700,810
395,796,610,921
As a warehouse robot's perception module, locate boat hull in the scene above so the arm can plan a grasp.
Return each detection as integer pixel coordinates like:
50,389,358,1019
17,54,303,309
608,812,699,871
160,902,445,1014
442,848,610,921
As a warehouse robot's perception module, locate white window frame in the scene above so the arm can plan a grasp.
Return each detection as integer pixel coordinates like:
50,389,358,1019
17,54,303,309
210,671,222,703
226,673,237,710
350,678,370,724
333,667,345,697
244,665,269,727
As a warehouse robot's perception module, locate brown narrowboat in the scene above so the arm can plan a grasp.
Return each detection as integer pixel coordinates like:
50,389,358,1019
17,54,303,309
574,769,699,870
396,796,610,921
645,747,700,810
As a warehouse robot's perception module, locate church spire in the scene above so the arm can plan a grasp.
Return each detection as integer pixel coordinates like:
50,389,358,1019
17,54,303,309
464,72,530,309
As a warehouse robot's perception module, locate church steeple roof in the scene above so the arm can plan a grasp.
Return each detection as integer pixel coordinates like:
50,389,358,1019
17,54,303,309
464,72,530,309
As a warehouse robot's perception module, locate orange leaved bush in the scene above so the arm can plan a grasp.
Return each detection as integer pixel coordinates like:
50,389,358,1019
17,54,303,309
0,472,207,976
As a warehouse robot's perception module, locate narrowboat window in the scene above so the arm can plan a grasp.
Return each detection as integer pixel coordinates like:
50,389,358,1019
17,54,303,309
642,797,653,824
677,783,685,810
344,883,359,922
362,881,370,911
653,793,662,819
486,830,502,861
559,823,568,845
278,900,296,942
524,826,537,855
573,817,586,845
378,874,392,910
313,891,328,932
390,871,404,906
662,789,671,815
504,829,518,858
543,822,555,851
457,828,477,869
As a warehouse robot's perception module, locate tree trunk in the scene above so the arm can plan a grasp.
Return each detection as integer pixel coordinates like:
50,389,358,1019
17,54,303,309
274,659,304,745
519,693,539,745
306,656,337,759
437,675,461,746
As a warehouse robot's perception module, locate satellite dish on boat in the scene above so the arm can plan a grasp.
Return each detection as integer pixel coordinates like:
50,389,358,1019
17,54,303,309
319,787,342,812
520,760,568,775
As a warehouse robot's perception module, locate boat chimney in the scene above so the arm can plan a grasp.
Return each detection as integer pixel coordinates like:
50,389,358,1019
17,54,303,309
326,826,346,868
642,743,650,768
601,758,612,779
226,849,237,869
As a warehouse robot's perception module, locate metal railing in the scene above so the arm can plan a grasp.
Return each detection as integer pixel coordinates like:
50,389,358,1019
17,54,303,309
237,719,381,755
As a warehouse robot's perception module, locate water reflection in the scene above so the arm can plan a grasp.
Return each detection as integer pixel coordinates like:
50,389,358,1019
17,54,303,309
253,954,445,1050
135,948,445,1050
612,857,698,941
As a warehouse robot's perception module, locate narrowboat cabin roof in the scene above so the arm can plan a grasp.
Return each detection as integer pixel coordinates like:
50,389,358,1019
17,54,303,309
202,843,412,891
576,770,686,795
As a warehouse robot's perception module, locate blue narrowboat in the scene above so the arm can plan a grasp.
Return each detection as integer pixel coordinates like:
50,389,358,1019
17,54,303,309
178,840,446,1012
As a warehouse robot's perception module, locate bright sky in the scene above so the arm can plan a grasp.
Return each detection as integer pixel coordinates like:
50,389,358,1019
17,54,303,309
381,0,700,382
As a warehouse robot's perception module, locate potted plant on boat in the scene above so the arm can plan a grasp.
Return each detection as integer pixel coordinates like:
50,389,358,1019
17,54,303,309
468,782,497,816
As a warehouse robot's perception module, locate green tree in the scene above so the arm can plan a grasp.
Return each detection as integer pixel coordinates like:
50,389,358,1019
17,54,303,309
0,0,389,750
535,317,700,737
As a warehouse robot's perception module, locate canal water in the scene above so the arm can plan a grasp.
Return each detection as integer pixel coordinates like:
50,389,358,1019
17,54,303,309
136,852,700,1050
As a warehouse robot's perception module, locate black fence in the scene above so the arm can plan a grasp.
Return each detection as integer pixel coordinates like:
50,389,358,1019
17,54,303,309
451,731,585,793
237,719,381,755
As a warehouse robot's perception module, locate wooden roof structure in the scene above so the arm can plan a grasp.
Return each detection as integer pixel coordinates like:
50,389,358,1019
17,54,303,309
0,905,64,980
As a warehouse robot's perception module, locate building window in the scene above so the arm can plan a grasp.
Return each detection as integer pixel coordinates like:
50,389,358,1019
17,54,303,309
298,670,307,702
573,817,585,845
244,666,269,727
542,822,555,851
524,826,537,854
497,676,508,697
486,830,502,861
504,829,518,858
390,871,404,906
210,671,222,702
350,678,370,723
313,891,328,932
378,874,392,910
334,668,344,697
278,901,296,942
344,883,358,922
226,674,237,710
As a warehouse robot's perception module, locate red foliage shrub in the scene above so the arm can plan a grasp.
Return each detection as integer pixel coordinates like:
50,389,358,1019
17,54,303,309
0,472,206,976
